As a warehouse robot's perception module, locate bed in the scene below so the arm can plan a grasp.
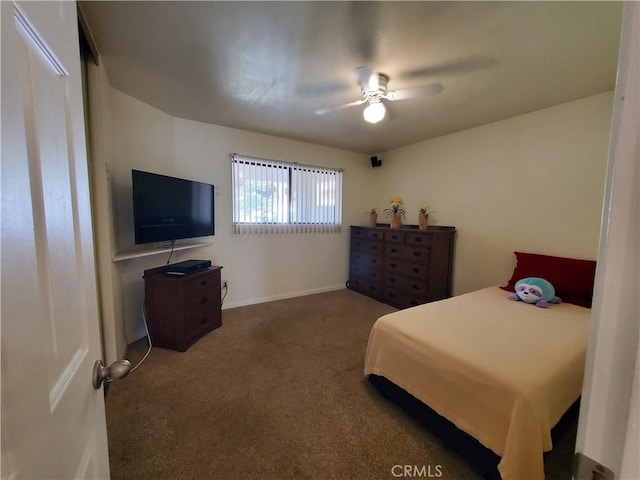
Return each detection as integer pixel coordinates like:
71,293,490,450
364,252,596,480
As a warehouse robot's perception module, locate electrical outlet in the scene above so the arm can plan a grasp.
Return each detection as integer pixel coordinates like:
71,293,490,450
223,280,228,289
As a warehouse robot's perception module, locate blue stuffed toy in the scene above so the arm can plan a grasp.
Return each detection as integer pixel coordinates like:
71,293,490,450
508,277,562,308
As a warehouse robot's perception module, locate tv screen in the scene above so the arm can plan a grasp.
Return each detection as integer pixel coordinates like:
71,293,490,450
132,169,215,245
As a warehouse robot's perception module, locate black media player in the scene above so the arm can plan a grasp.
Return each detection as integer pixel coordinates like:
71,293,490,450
163,259,212,276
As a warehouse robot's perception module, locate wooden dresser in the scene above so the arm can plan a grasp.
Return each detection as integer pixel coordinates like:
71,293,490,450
348,225,455,309
143,265,222,351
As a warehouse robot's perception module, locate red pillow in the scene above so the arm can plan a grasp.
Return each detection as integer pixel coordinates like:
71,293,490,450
500,252,597,308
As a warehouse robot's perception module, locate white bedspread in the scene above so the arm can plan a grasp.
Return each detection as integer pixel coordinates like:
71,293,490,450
364,286,590,480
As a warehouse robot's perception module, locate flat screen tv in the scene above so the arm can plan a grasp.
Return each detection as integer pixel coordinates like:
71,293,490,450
132,169,215,245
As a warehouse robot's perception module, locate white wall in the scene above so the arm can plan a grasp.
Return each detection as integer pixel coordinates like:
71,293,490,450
107,88,371,343
98,86,613,347
374,93,614,295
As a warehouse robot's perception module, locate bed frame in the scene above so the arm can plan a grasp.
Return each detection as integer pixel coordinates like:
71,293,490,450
368,374,579,480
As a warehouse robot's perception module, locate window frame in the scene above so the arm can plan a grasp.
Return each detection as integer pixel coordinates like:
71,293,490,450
231,154,343,235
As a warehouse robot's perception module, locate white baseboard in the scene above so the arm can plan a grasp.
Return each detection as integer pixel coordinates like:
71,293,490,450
222,284,346,310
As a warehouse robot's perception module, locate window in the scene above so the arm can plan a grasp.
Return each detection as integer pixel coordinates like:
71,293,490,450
231,154,343,234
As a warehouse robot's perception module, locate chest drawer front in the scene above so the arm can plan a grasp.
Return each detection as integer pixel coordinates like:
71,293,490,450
350,250,383,268
383,258,429,278
351,253,382,274
350,265,383,282
351,238,383,256
184,309,219,345
184,289,219,317
383,287,429,309
367,229,384,241
184,307,214,331
351,227,367,239
385,273,428,294
384,230,405,243
184,271,217,300
406,232,432,247
348,276,383,298
384,243,431,264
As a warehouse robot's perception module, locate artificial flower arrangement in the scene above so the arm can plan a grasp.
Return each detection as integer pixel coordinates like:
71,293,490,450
384,197,406,220
418,205,434,215
418,205,434,230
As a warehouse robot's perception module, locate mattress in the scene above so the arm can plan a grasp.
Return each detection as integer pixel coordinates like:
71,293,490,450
364,286,590,480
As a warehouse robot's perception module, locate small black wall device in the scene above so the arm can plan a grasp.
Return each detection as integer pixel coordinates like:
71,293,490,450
163,259,212,276
371,156,382,167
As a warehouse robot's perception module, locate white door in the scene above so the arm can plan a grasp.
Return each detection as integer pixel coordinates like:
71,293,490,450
1,1,110,478
575,2,639,479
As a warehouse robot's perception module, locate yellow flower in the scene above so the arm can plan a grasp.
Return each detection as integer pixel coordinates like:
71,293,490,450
384,196,406,218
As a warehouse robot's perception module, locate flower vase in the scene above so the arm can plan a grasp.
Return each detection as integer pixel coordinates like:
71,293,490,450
418,212,428,230
368,212,377,227
390,213,402,229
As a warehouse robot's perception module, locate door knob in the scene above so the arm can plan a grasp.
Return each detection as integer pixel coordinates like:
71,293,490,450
92,359,132,390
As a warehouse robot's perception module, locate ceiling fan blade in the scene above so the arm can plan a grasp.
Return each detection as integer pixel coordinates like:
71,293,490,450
385,82,444,101
355,66,374,90
314,99,366,116
296,80,351,98
400,55,496,80
346,2,380,64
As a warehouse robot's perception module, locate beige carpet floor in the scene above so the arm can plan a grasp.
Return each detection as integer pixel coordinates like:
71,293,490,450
106,289,577,480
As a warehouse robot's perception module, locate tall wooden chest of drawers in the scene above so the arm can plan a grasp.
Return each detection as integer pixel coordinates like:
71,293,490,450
143,265,222,351
348,226,455,309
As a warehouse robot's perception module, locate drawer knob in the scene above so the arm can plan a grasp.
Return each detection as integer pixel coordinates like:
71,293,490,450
200,317,208,325
201,280,208,286
413,268,419,273
200,297,208,305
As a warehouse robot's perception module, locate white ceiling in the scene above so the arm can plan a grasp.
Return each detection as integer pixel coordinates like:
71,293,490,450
79,1,623,154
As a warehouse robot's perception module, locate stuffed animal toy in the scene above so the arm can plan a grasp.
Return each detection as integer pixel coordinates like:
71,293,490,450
508,277,562,308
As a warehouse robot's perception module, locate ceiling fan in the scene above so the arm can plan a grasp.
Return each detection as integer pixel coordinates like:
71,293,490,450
314,66,444,124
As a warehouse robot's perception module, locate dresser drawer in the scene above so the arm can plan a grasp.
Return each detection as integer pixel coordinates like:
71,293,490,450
383,288,428,309
367,229,385,241
351,226,368,239
385,273,428,294
405,232,432,247
348,276,383,298
184,289,219,318
350,250,383,268
384,230,405,243
384,243,431,264
184,271,218,300
184,307,214,332
383,258,429,278
184,309,219,345
351,238,383,256
350,258,383,281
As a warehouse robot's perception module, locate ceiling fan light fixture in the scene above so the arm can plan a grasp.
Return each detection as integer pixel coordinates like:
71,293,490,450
363,101,386,124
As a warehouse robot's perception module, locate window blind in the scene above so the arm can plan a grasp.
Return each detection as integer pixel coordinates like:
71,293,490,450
231,154,342,235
